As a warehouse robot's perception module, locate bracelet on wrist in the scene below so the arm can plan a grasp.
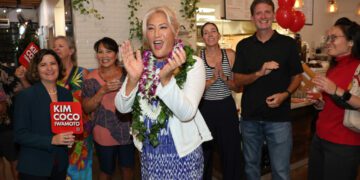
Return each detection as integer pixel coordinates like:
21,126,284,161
341,90,352,102
285,90,291,97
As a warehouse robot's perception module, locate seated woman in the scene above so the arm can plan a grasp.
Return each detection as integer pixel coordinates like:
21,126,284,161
14,49,75,180
81,37,134,180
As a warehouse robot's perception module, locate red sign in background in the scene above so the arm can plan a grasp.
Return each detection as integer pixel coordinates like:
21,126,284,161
50,102,83,134
19,42,40,69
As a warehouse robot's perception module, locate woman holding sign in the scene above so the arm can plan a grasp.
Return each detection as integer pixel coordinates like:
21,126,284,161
15,36,92,180
14,49,75,179
82,37,134,180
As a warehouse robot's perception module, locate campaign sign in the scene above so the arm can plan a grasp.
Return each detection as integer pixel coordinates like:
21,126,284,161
50,102,83,134
19,42,40,69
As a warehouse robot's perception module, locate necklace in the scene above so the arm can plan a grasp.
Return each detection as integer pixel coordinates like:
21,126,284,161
131,39,196,147
48,89,57,95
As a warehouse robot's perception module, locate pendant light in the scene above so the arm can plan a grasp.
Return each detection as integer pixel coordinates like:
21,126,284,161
327,0,338,13
294,0,304,8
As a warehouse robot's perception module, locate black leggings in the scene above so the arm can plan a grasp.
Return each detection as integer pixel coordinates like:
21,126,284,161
199,96,245,180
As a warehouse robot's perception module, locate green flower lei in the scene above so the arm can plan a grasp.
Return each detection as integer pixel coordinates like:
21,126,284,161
131,45,196,147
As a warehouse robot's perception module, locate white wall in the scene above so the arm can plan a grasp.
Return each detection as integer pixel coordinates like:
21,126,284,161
39,0,59,27
54,0,66,36
73,0,196,69
73,0,359,69
299,0,360,50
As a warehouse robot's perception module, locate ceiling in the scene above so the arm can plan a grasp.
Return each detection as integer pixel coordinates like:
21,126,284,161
0,0,42,8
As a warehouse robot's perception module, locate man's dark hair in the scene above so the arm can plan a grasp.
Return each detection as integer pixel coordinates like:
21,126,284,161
250,0,275,16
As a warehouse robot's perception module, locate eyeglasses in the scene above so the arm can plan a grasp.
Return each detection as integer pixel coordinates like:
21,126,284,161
325,35,345,43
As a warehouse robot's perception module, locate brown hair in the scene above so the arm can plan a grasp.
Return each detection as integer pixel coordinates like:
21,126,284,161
200,22,219,37
250,0,275,16
329,17,360,68
27,49,65,83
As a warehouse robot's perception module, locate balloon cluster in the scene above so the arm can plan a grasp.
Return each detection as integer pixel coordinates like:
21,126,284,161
275,0,306,32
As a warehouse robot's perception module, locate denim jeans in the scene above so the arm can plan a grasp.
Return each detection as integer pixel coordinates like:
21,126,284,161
240,120,292,180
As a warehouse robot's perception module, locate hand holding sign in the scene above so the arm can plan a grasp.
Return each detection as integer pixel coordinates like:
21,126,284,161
51,131,75,148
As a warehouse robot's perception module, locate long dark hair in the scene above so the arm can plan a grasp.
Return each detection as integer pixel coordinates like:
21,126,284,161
94,37,119,54
93,37,120,65
200,22,219,37
329,17,360,68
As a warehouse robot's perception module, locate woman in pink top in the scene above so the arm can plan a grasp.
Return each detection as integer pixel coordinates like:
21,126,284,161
82,37,134,180
308,18,360,180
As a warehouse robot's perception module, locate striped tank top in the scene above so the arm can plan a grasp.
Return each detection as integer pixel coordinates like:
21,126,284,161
200,48,232,101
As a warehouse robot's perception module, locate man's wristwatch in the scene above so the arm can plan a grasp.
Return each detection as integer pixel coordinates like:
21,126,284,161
285,90,291,97
341,91,352,102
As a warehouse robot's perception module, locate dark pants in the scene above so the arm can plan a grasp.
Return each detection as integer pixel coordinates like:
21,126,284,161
199,96,245,180
19,170,66,180
308,134,360,180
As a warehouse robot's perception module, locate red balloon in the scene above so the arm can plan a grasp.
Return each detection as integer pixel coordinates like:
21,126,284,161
289,11,306,32
276,7,295,29
278,0,296,8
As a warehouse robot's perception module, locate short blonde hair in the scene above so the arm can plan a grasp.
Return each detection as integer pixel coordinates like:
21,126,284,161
142,6,180,41
54,36,77,66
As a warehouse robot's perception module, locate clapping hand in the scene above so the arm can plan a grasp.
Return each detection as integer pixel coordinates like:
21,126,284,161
120,40,144,83
159,47,186,86
101,79,122,94
258,61,279,76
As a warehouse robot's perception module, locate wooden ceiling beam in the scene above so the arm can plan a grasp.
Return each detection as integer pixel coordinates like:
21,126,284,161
0,0,41,8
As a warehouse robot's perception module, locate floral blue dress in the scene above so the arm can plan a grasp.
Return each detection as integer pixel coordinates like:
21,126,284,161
140,61,204,179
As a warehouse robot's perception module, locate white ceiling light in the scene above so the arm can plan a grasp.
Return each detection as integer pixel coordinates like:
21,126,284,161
198,8,215,13
196,14,216,21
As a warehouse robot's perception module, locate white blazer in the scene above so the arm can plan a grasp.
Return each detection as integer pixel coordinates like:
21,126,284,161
115,56,212,158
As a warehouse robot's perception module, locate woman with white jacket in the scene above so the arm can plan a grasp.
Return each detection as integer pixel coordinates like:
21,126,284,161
115,6,212,180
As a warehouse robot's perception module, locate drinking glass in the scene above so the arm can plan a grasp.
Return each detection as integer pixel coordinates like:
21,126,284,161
307,86,321,100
